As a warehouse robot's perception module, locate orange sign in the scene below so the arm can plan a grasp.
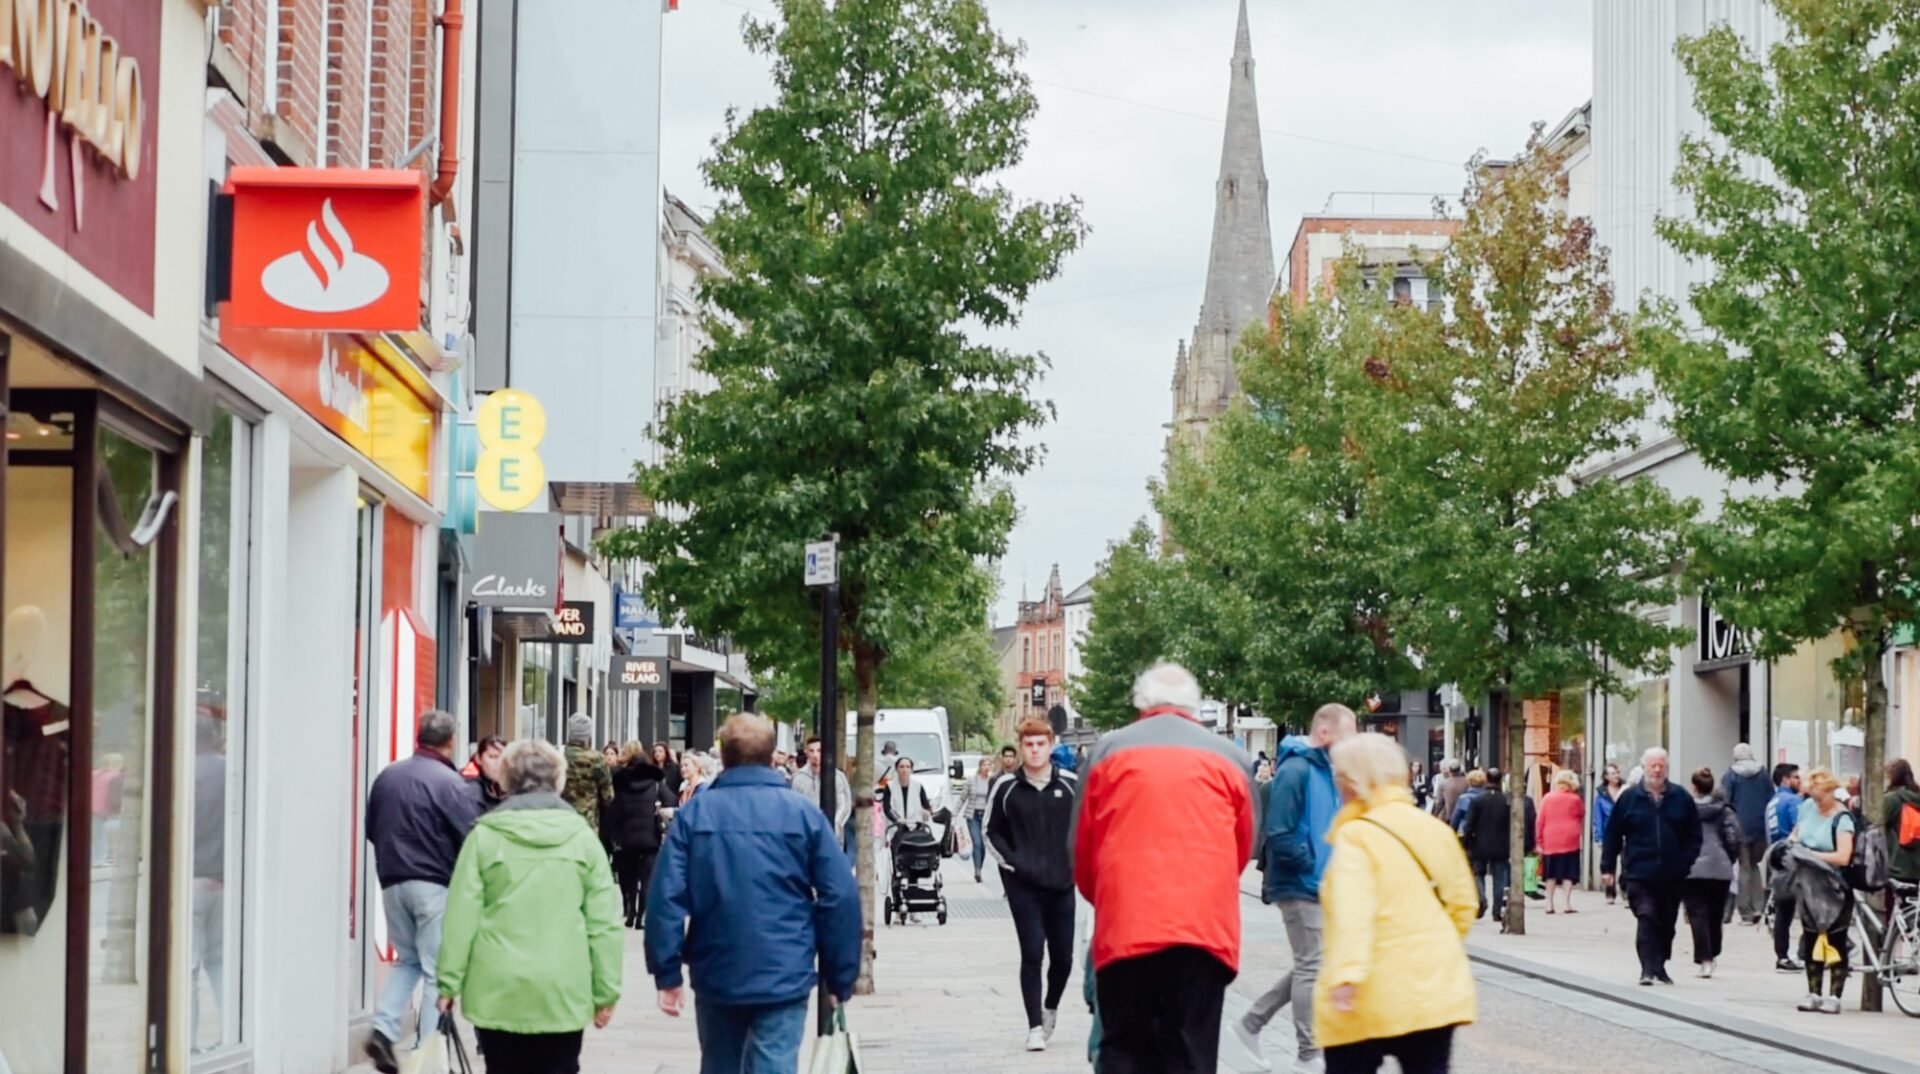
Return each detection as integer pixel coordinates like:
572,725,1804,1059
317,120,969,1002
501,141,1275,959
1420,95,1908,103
224,167,424,331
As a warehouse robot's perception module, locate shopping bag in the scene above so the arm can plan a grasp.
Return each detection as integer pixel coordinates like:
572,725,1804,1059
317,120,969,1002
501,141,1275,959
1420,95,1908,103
807,1008,864,1074
397,1034,449,1074
1523,855,1541,895
446,1021,476,1074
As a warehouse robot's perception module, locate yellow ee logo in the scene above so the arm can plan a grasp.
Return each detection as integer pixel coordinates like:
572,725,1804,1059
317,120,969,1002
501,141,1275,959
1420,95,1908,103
474,389,548,512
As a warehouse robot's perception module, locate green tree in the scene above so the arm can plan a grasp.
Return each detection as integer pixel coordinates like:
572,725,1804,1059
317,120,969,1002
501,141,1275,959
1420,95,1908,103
1073,521,1182,728
1647,5,1919,909
596,0,1082,990
878,622,1004,746
1371,142,1694,935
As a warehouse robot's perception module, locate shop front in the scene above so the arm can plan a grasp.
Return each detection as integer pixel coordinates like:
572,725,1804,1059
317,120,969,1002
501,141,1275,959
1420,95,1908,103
1,2,218,1070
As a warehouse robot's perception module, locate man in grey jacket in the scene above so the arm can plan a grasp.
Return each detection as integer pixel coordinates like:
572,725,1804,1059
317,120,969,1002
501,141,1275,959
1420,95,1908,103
1720,743,1772,923
791,736,853,858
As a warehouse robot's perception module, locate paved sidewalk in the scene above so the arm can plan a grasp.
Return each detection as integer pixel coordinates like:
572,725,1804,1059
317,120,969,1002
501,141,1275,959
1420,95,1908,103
1463,894,1919,1071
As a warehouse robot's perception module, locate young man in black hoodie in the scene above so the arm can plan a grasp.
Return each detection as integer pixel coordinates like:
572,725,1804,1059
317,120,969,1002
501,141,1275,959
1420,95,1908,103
1463,767,1535,930
985,718,1078,1053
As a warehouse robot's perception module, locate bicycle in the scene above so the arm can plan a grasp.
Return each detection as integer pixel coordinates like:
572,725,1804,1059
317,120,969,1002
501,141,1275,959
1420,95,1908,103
1850,879,1920,1017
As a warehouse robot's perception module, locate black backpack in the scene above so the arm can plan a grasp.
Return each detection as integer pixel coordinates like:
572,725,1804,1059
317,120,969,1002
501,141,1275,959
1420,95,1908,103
1835,812,1888,892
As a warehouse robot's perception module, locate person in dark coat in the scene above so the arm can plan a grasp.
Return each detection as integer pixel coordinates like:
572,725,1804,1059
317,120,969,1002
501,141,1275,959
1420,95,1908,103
1600,747,1704,985
606,741,676,929
461,736,508,814
1720,743,1772,923
1462,767,1536,929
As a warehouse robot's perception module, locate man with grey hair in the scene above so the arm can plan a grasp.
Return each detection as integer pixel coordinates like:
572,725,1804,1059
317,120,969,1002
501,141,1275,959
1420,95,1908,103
362,710,480,1072
1601,746,1704,985
561,713,614,833
1076,662,1255,1074
647,714,860,1072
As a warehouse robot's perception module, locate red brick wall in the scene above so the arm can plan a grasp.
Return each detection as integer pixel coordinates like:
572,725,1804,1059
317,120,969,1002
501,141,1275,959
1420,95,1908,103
326,0,370,166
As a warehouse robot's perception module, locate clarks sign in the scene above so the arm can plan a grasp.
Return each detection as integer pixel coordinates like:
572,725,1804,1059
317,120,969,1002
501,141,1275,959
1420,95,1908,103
1,0,159,310
466,511,562,609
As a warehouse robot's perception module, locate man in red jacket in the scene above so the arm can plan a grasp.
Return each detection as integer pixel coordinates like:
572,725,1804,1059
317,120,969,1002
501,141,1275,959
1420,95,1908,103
1075,662,1255,1074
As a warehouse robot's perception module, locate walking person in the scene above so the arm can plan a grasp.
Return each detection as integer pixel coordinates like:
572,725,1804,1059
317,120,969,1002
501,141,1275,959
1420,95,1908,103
999,744,1019,775
984,719,1078,1052
1682,767,1743,977
1600,747,1703,985
1236,702,1356,1073
462,735,508,814
1433,759,1467,823
1316,734,1477,1074
960,756,996,883
653,743,682,799
1593,764,1626,905
362,711,481,1073
435,739,624,1073
1721,744,1773,924
645,715,861,1073
1076,663,1256,1074
1768,763,1804,971
1536,770,1584,914
1450,770,1486,837
1462,768,1532,929
561,715,615,834
606,741,675,929
790,735,854,860
880,755,934,852
1788,768,1857,1012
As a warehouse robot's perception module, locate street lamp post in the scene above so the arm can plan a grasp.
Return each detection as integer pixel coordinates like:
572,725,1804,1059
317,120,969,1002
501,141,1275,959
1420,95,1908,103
805,535,840,1036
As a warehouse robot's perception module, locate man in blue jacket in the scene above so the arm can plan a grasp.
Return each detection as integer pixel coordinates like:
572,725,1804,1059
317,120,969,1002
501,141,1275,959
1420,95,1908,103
646,713,861,1073
1232,704,1354,1074
1720,743,1772,923
1600,747,1703,985
1766,763,1803,970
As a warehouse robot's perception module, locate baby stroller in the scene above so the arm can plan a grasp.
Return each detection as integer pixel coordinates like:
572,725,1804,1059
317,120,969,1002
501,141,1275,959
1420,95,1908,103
885,825,949,926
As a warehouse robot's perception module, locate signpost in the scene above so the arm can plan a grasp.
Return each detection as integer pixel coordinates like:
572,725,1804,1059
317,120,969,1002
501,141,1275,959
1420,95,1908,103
805,535,839,1035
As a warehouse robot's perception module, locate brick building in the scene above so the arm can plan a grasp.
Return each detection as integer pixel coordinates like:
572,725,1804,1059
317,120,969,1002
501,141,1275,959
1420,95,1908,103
1015,566,1068,729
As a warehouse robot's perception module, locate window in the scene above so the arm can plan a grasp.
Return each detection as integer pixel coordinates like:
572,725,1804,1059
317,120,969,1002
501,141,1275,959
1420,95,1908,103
1606,677,1668,774
190,411,253,1055
1771,633,1861,780
1022,637,1030,671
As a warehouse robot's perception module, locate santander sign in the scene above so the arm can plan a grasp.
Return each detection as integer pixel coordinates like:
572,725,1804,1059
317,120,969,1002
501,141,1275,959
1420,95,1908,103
224,168,425,332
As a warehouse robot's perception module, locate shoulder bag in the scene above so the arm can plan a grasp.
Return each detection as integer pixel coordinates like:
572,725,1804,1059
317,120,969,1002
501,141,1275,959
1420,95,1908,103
1360,815,1445,909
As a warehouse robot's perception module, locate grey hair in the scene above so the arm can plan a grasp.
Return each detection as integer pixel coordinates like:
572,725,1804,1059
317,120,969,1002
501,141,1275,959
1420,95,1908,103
416,709,457,749
502,739,566,795
1641,746,1669,768
1131,661,1201,715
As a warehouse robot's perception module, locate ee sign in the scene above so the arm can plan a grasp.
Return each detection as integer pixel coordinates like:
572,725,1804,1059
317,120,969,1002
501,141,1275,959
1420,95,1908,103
223,168,425,330
474,389,548,512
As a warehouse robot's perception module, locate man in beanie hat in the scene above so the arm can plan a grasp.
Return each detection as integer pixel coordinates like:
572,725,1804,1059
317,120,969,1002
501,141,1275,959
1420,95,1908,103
563,713,615,832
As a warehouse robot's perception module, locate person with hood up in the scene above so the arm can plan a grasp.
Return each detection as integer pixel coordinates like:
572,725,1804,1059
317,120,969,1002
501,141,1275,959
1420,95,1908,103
1682,767,1743,977
1601,747,1703,986
606,741,676,929
1234,703,1356,1074
435,738,623,1072
1315,733,1477,1074
1721,743,1772,924
561,715,614,833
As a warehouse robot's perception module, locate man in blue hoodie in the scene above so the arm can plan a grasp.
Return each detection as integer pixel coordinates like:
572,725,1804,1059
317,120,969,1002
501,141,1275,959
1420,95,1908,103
1719,743,1771,923
1231,704,1355,1074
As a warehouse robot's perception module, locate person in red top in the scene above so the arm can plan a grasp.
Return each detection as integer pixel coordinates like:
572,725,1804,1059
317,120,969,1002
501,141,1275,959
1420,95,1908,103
1076,662,1254,1074
1536,769,1586,914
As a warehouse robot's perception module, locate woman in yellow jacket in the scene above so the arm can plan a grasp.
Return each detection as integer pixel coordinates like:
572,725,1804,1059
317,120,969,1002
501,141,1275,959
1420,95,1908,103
1315,733,1478,1073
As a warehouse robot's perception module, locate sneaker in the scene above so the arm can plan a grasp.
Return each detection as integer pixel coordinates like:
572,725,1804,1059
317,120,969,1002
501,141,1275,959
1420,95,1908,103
1697,960,1714,979
366,1031,399,1074
1819,996,1841,1014
1042,1008,1058,1041
1025,1027,1047,1052
1776,957,1805,973
1639,975,1655,986
1654,972,1675,985
1796,993,1823,1012
1230,1019,1271,1072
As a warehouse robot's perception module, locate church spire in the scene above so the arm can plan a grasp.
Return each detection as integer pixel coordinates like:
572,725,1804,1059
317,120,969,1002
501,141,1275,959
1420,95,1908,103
1196,0,1274,340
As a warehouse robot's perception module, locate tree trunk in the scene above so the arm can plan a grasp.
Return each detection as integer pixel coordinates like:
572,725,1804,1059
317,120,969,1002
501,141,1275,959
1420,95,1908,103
1858,620,1887,1012
1504,688,1528,936
852,644,880,995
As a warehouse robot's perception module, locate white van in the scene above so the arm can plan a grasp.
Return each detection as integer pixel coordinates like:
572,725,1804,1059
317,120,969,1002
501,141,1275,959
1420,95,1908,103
847,707,953,842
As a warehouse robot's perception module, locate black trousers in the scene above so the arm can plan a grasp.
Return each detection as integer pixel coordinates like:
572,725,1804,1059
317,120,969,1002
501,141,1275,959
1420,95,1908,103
1798,895,1855,997
1005,875,1075,1028
1096,945,1232,1074
611,848,657,924
1773,894,1798,960
1324,1025,1457,1074
1626,880,1683,978
473,1028,583,1074
1681,878,1730,962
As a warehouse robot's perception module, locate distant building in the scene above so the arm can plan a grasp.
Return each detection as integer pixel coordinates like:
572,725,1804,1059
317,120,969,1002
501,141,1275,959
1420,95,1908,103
1015,566,1069,731
1276,197,1458,312
992,624,1021,744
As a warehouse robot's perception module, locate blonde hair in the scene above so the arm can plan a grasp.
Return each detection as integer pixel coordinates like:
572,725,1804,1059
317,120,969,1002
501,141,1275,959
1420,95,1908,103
1466,769,1487,788
1804,767,1841,797
1329,732,1411,800
619,740,647,767
1551,769,1579,793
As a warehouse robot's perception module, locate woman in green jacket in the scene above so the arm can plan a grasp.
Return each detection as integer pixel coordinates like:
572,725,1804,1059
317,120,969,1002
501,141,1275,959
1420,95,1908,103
437,738,624,1072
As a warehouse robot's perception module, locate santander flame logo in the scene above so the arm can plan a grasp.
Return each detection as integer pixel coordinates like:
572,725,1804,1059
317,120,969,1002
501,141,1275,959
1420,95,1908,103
259,199,392,313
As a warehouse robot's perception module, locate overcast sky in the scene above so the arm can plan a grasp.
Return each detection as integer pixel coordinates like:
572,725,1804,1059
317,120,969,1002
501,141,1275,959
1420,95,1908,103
658,0,1593,626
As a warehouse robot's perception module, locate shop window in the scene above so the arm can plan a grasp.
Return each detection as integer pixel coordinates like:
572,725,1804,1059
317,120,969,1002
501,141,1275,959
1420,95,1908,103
190,411,253,1056
1771,633,1862,780
1605,677,1667,775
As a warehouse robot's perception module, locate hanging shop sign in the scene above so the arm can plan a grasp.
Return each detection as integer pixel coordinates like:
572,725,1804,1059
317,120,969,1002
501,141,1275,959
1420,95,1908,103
1698,596,1753,666
221,167,424,331
467,511,562,608
473,389,547,512
610,655,667,691
1,0,161,310
526,600,594,645
615,589,658,631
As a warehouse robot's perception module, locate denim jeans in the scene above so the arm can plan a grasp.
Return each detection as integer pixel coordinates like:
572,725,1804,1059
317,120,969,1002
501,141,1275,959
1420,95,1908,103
966,814,986,875
694,996,810,1074
372,880,448,1046
1473,858,1511,921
